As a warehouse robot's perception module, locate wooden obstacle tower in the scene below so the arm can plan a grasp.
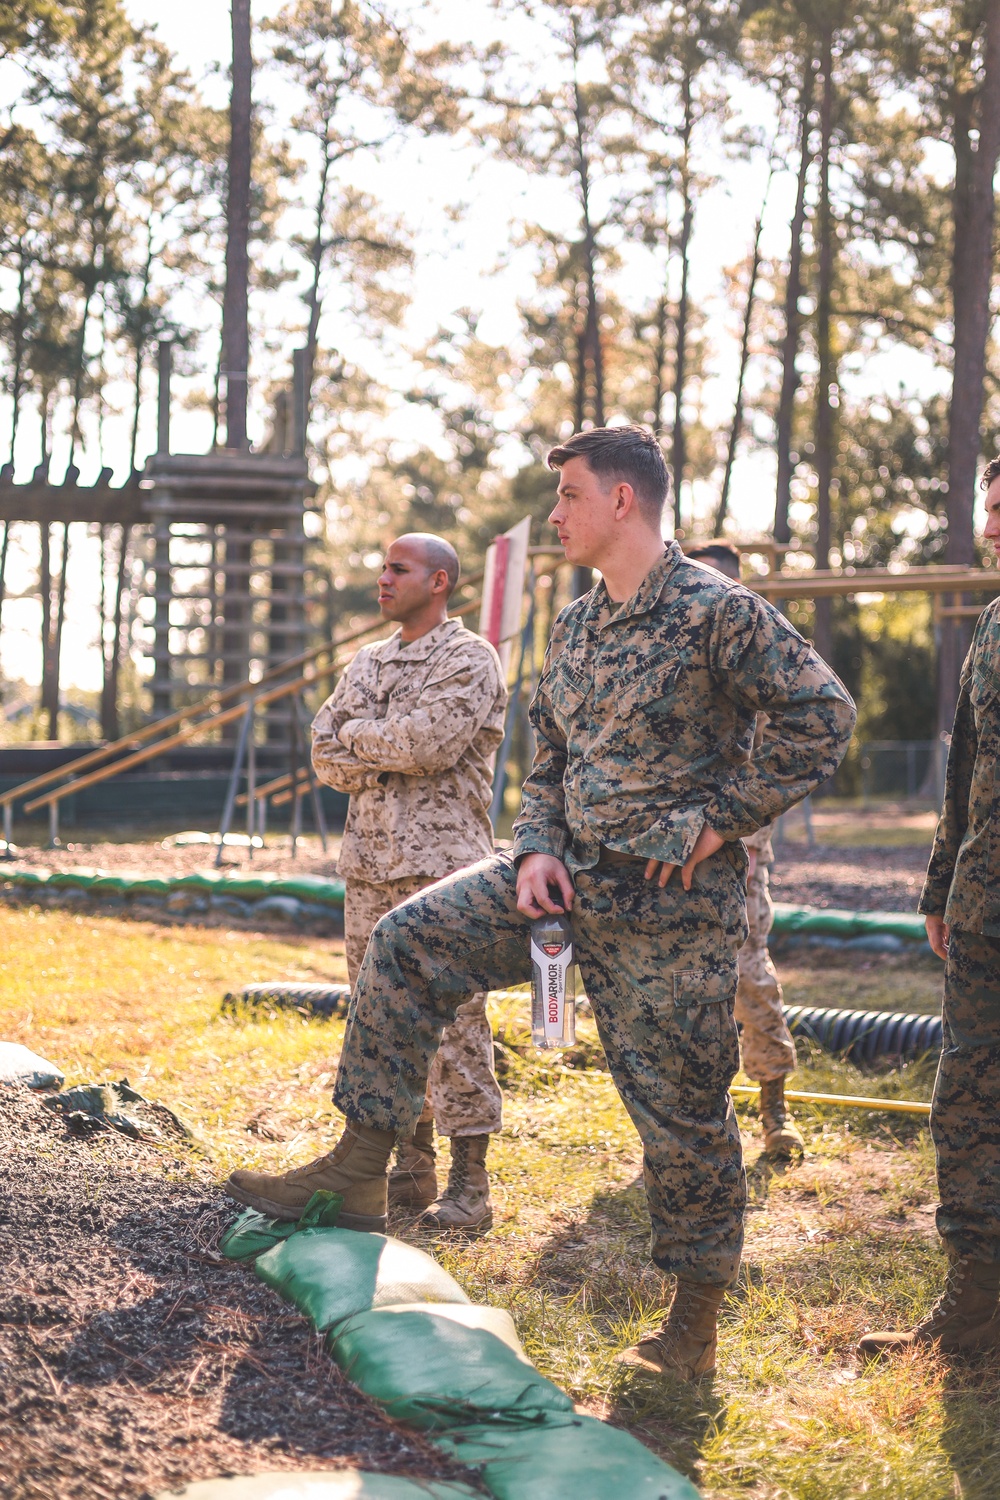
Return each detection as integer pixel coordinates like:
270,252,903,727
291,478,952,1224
142,343,317,737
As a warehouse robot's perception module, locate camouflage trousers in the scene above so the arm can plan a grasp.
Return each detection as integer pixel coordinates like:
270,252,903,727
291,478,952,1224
335,851,748,1287
932,929,1000,1262
734,863,797,1083
344,876,502,1138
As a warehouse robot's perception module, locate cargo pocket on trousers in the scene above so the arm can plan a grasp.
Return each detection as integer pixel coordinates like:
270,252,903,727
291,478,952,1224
659,965,738,1101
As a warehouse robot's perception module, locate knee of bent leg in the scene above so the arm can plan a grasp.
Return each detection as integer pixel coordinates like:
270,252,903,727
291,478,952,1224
366,892,436,970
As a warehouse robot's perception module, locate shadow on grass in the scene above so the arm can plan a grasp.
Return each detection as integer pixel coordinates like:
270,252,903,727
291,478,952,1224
511,1172,727,1480
940,1359,1000,1499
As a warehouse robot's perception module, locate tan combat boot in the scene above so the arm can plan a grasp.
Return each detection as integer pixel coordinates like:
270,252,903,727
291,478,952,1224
418,1134,493,1236
858,1254,1000,1361
388,1117,438,1210
617,1279,727,1381
225,1121,395,1232
759,1076,805,1158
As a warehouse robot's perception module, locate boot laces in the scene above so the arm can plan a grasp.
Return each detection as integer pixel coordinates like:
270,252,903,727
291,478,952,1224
288,1128,354,1181
928,1258,971,1320
649,1284,708,1350
760,1081,786,1130
449,1138,471,1195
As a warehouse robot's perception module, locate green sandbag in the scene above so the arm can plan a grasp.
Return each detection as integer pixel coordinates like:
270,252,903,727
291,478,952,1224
88,873,130,896
435,1414,700,1500
221,1191,344,1261
255,1227,470,1332
221,1209,298,1261
157,1471,482,1499
328,1306,572,1431
771,902,926,942
127,875,173,897
1,867,49,888
364,1301,526,1356
268,874,345,907
46,867,104,887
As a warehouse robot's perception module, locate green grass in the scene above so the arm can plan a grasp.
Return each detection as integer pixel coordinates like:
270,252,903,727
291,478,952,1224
775,946,945,1017
3,904,998,1499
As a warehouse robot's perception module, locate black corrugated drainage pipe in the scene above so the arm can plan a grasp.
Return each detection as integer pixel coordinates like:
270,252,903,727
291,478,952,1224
784,1004,941,1064
225,986,943,1069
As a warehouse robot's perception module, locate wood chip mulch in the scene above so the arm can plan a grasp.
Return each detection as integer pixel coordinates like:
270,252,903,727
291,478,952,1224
0,1085,483,1499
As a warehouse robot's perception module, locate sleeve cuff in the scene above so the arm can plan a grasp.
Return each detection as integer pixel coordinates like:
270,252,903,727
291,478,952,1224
917,892,949,918
512,826,569,864
700,790,762,842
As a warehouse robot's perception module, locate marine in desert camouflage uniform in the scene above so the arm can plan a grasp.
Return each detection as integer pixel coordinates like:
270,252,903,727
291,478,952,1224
227,428,855,1381
861,461,1000,1361
309,532,507,1233
687,542,803,1157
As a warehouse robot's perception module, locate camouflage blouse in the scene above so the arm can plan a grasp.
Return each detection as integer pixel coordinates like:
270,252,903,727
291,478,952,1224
513,543,856,877
312,618,507,883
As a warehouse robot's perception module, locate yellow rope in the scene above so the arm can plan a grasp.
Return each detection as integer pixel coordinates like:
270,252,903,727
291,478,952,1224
731,1084,930,1117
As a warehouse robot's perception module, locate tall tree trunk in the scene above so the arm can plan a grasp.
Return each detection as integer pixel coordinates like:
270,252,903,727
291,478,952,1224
129,216,157,471
39,521,53,733
671,68,693,531
48,522,70,740
572,61,604,430
774,50,815,544
0,523,9,640
937,4,1000,741
303,135,333,414
649,288,669,431
211,337,223,450
218,1,255,720
715,165,773,534
573,317,586,434
223,0,252,450
101,525,129,740
67,279,96,470
812,29,836,666
8,250,28,465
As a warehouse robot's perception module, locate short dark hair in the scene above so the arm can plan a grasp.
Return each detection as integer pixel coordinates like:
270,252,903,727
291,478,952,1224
397,532,460,597
686,540,741,582
981,458,1000,489
546,425,670,525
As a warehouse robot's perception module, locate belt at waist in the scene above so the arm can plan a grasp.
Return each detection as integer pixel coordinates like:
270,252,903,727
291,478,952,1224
597,845,649,869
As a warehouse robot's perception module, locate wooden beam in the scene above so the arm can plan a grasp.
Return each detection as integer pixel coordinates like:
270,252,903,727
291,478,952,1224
752,565,1000,599
0,484,141,525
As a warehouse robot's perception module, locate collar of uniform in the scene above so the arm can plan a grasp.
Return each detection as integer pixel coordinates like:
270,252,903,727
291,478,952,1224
592,541,681,628
379,615,462,663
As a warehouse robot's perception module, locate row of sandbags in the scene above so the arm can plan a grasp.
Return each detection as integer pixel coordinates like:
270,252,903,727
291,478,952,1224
216,1205,698,1500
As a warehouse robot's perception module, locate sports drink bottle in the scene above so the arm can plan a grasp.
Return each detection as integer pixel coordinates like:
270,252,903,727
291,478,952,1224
530,912,577,1048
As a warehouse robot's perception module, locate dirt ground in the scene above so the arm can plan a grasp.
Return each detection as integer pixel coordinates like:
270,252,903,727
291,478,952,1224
0,1085,482,1500
771,842,931,912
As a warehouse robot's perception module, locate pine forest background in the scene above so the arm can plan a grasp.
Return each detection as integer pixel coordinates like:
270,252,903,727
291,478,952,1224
2,0,1000,779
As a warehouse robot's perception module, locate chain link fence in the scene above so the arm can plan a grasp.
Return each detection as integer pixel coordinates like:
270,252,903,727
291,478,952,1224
859,740,936,804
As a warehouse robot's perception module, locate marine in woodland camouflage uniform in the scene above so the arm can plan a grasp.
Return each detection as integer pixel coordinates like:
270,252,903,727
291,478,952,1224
335,538,855,1286
860,461,1000,1361
311,557,507,1230
227,429,854,1380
